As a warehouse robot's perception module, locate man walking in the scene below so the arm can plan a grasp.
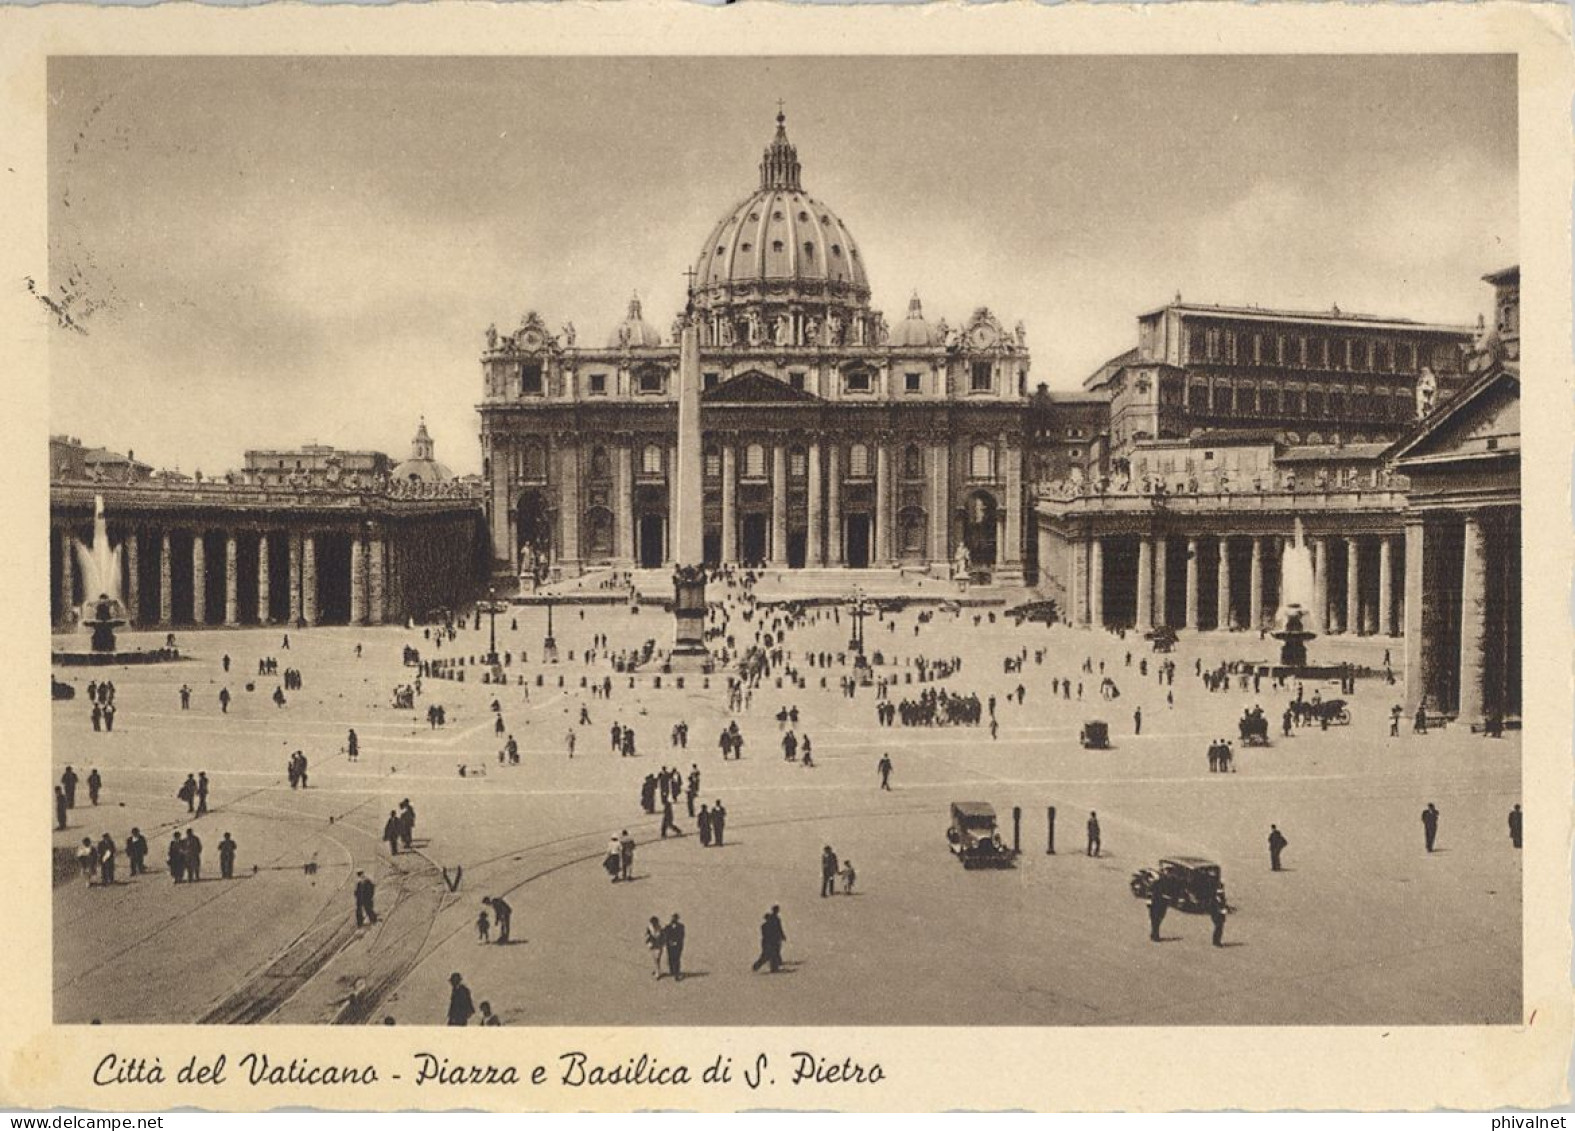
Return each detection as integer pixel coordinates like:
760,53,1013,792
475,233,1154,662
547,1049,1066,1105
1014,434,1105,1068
618,829,635,880
196,772,210,816
354,872,377,927
218,832,238,879
711,800,727,847
184,829,203,881
384,810,403,855
1148,890,1168,942
1508,804,1523,849
752,905,787,973
1134,706,1142,736
660,796,682,838
1422,802,1440,852
1268,824,1288,871
126,828,148,876
1086,811,1101,857
398,799,416,850
877,754,893,791
54,787,67,831
1210,894,1229,948
663,914,686,983
61,766,78,809
483,896,512,944
87,768,102,806
447,973,476,1026
820,845,840,898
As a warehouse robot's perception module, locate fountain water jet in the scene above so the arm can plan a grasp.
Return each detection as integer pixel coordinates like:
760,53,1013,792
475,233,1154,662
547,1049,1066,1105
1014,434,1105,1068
1271,518,1317,667
54,495,181,666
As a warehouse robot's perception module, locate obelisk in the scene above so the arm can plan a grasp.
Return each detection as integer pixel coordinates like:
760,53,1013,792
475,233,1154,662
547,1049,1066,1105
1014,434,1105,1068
670,300,709,662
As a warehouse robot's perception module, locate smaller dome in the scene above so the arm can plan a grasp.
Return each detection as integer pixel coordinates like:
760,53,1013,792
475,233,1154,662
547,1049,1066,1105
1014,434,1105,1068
607,294,663,349
889,292,941,348
393,457,453,483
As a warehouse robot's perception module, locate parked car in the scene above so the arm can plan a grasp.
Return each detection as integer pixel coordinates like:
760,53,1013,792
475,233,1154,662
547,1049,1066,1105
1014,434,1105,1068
1129,856,1227,914
1080,720,1110,749
947,801,1015,869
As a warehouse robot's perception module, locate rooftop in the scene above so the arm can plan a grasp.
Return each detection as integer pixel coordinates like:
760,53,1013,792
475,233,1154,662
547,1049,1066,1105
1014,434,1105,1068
1138,300,1474,335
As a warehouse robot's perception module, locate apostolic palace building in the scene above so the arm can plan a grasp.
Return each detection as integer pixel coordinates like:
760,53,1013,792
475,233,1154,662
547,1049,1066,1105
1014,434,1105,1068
47,112,1522,725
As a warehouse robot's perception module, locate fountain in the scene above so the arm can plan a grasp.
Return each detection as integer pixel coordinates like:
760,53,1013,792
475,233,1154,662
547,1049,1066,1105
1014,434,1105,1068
1272,518,1317,668
53,495,182,667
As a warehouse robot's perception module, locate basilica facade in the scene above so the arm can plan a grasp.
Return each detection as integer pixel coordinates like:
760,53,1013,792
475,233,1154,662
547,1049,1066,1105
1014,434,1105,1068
477,113,1033,583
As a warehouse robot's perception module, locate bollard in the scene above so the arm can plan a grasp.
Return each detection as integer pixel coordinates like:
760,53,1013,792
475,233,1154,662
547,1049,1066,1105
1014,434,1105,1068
703,678,710,690
677,676,685,690
580,676,587,688
536,674,544,687
1046,806,1057,855
1013,806,1022,855
557,675,564,687
654,676,662,690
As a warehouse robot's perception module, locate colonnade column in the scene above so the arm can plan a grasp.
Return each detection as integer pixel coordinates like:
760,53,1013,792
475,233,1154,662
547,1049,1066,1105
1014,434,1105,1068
224,532,240,626
302,534,318,627
929,442,950,573
288,534,303,626
720,444,738,565
60,527,75,622
1312,536,1329,634
826,443,843,566
615,444,634,566
350,533,367,625
367,535,385,625
1345,536,1361,635
1153,536,1168,627
806,441,824,566
770,443,788,567
125,532,140,626
874,441,891,567
1215,536,1231,630
1184,537,1200,629
256,533,271,624
1457,514,1487,724
159,531,173,625
1072,538,1089,625
1089,537,1104,628
1402,519,1426,714
192,533,207,625
1378,535,1395,637
1249,536,1263,632
1135,538,1154,630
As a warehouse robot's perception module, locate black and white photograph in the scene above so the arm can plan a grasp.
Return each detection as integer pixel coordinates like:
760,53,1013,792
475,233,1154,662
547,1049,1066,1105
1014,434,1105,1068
5,5,1572,1113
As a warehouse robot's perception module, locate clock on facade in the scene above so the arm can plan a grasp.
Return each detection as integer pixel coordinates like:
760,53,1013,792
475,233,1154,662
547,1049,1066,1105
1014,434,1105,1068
969,323,998,349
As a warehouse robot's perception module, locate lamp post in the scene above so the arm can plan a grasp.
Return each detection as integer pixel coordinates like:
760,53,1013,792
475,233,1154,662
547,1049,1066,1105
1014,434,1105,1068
485,585,499,666
849,587,870,669
543,593,557,663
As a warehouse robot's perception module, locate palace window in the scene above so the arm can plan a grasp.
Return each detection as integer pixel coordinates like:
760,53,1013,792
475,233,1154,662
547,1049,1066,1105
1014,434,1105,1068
1329,391,1344,417
1188,328,1207,361
903,444,922,478
790,447,807,478
1276,335,1287,364
705,447,721,479
704,372,719,391
590,447,610,480
641,444,664,476
520,363,543,396
588,373,607,396
772,240,785,253
970,443,996,480
637,370,665,395
789,372,806,393
1307,390,1324,416
803,242,815,259
970,361,993,393
905,372,922,393
848,443,870,479
845,370,872,394
745,443,766,478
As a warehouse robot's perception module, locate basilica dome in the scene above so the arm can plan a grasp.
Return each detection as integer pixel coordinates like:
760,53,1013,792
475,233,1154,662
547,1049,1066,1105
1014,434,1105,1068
692,113,871,305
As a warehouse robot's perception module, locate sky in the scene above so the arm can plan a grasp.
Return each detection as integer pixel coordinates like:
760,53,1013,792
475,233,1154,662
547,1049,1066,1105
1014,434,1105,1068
48,55,1518,477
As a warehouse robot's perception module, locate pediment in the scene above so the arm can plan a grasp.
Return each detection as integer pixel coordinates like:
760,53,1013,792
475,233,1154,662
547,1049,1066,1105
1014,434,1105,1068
703,370,822,404
1392,370,1519,466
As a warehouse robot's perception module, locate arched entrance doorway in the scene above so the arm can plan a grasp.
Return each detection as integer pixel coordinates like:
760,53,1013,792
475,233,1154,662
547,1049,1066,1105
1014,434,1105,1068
638,514,665,568
963,491,998,567
517,490,552,577
845,514,872,569
741,513,768,565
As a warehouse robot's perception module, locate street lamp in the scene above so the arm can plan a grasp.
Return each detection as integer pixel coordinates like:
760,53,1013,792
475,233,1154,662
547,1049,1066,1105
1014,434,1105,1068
485,585,499,666
849,587,870,669
543,592,557,663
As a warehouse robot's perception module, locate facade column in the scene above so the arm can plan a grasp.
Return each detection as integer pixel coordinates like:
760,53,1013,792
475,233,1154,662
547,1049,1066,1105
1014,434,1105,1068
929,442,950,573
288,534,303,626
806,441,824,566
350,533,367,625
1072,538,1089,625
1402,519,1426,714
1089,537,1104,628
827,443,844,566
874,440,892,566
60,526,75,623
560,441,581,571
1184,537,1200,629
1215,536,1231,630
1135,537,1154,630
721,443,738,565
1153,535,1168,627
159,530,173,625
1457,513,1487,723
1378,534,1395,637
302,534,318,626
1000,438,1023,581
224,532,239,626
367,535,385,625
192,532,207,625
1345,536,1361,636
257,533,271,624
1312,536,1329,634
615,443,634,566
1249,536,1264,632
124,531,140,626
770,443,788,567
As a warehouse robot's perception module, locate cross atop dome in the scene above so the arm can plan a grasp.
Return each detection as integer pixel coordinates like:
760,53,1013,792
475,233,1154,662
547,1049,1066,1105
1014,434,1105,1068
759,107,802,192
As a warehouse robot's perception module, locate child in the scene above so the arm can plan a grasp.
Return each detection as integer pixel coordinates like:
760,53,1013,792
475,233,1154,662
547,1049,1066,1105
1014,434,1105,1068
478,1001,501,1026
476,909,490,944
841,859,856,895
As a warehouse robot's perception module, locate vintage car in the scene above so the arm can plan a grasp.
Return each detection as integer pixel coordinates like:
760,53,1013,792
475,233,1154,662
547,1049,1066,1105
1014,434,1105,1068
1129,856,1227,914
1079,720,1111,749
1144,625,1180,653
947,801,1015,868
51,676,75,701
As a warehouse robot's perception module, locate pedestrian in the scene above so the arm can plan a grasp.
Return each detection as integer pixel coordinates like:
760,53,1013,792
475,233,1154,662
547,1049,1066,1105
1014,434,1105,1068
645,916,666,979
184,829,203,880
1148,891,1168,941
483,896,512,944
178,774,197,813
384,810,403,855
1422,802,1440,852
54,786,67,831
711,800,727,846
1210,896,1229,947
1413,705,1428,734
167,834,186,884
1086,811,1101,857
878,754,893,791
354,872,377,927
61,765,78,808
698,804,713,847
1268,824,1288,871
218,832,237,879
87,768,102,806
619,829,635,881
447,973,476,1026
752,905,787,973
76,837,96,886
398,799,416,849
222,653,231,673
605,835,623,882
841,859,856,894
820,845,839,898
1134,707,1142,735
663,913,685,982
478,1001,501,1027
196,772,209,816
660,797,682,838
1508,804,1523,849
219,687,231,714
91,703,102,732
126,827,147,876
476,908,491,943
348,729,359,762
